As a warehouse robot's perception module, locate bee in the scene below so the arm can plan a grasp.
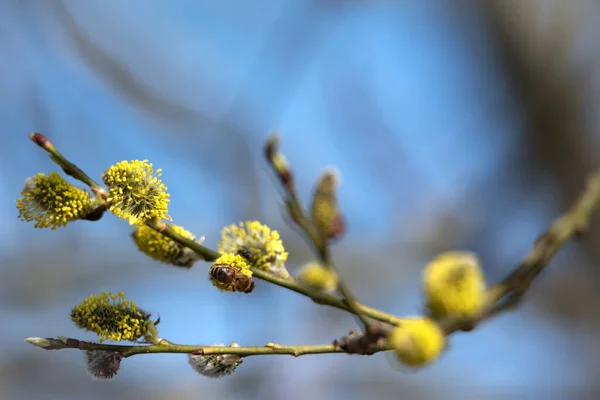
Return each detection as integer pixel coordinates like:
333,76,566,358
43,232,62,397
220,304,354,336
236,246,254,263
210,264,255,293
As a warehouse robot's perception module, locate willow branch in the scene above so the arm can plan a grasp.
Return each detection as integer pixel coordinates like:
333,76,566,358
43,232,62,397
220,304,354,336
265,138,371,329
27,133,600,341
25,336,389,358
438,170,600,335
29,133,403,327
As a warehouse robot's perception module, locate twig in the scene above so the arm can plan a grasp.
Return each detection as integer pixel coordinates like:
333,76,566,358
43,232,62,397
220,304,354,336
29,133,107,198
438,170,600,335
25,336,389,358
264,137,371,329
282,195,370,328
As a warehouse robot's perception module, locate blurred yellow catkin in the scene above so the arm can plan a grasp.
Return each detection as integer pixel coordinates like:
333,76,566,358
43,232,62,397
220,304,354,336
422,251,487,320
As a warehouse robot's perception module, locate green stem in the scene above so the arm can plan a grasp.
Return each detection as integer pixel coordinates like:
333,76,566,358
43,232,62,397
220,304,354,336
30,133,107,196
250,268,404,325
146,220,220,260
26,337,389,358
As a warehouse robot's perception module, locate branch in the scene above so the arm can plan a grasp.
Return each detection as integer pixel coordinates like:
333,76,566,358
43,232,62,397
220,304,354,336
25,336,389,358
438,170,600,335
281,194,371,329
26,133,600,355
29,133,403,327
29,133,107,197
264,136,371,329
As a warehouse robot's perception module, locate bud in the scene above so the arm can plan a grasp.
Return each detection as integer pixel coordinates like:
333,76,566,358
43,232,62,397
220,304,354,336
218,221,291,280
70,292,154,342
188,342,242,378
102,160,170,225
16,172,93,230
265,134,294,191
80,203,107,221
310,168,345,241
387,317,445,367
297,261,338,292
25,337,63,350
132,224,204,268
85,350,123,380
30,132,54,150
209,254,255,293
422,251,487,320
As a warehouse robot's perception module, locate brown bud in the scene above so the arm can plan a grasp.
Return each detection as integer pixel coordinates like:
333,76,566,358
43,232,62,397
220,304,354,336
30,132,53,150
264,134,280,161
272,154,293,191
65,338,81,348
574,223,588,238
332,325,388,355
82,204,107,221
265,134,295,191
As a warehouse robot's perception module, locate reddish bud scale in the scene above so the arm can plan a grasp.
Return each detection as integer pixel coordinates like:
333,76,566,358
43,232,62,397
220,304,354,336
81,205,107,221
91,187,109,201
280,170,295,192
65,338,81,348
30,132,53,150
327,213,346,241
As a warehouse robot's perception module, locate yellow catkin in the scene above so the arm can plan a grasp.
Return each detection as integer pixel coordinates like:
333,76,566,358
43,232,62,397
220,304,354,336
132,224,197,267
102,160,169,225
70,292,150,342
297,262,338,292
218,221,290,279
422,252,487,319
16,172,91,229
388,317,446,367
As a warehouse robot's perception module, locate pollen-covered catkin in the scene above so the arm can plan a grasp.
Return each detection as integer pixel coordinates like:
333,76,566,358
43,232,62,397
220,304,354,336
219,221,290,279
16,172,91,229
70,292,151,342
422,251,487,320
132,224,201,268
102,160,169,225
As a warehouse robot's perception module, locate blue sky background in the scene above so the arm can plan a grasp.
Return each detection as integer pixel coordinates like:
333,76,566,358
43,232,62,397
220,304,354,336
1,1,599,399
